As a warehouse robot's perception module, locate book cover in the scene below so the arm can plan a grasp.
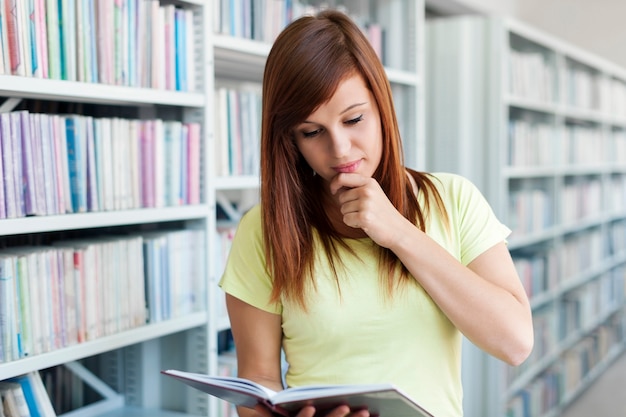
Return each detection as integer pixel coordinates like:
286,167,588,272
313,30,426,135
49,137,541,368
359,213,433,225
161,370,435,417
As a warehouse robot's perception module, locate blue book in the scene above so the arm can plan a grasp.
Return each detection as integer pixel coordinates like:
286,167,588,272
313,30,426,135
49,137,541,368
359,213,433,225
10,373,42,417
65,116,87,213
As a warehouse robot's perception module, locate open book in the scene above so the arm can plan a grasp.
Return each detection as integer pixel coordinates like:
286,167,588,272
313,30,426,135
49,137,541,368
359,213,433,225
161,369,435,417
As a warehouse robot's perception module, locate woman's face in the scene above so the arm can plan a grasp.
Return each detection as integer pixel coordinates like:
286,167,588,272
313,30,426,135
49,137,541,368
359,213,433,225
293,73,383,188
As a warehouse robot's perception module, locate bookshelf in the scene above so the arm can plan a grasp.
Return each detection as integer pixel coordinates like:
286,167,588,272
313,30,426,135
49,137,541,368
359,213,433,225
0,1,212,416
426,16,626,417
0,1,426,417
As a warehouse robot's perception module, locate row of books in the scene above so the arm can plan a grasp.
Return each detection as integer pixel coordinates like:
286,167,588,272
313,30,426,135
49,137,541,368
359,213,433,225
0,0,196,91
0,110,201,219
214,84,261,177
216,350,238,417
213,0,385,61
0,371,55,416
507,173,626,237
521,269,622,382
513,248,559,300
508,187,553,237
608,219,626,255
560,228,604,282
513,221,626,302
561,177,602,225
509,49,556,103
214,225,236,322
0,228,206,364
506,314,624,417
507,118,626,167
508,119,556,167
609,175,626,213
508,47,626,116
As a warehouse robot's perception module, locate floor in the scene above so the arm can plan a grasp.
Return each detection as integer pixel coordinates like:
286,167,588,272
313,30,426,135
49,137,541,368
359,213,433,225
561,351,626,417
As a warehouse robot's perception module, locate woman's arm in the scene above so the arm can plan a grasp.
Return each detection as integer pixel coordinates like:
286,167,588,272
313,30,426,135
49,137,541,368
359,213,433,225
392,235,533,366
330,173,534,365
225,294,284,417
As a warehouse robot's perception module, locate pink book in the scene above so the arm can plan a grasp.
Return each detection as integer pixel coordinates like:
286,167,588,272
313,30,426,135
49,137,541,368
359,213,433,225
186,122,200,205
0,119,5,218
73,249,86,344
140,120,155,208
5,0,24,75
35,0,48,78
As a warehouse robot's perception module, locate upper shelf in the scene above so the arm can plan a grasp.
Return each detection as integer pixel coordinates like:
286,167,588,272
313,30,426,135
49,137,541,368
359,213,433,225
0,76,205,107
212,34,420,86
0,205,210,236
0,312,208,381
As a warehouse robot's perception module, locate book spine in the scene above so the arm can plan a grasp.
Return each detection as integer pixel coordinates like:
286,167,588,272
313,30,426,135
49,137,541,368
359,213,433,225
0,256,17,363
45,0,60,79
1,113,17,218
19,111,39,216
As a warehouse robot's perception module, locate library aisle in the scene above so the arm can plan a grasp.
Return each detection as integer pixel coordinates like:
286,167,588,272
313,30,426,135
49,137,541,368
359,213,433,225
561,352,626,417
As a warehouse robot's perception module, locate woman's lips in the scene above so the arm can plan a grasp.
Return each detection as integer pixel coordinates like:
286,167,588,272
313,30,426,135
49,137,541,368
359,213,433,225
332,159,361,173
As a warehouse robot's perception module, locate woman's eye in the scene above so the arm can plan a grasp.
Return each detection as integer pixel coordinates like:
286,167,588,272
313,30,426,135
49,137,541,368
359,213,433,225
345,114,364,125
302,128,322,138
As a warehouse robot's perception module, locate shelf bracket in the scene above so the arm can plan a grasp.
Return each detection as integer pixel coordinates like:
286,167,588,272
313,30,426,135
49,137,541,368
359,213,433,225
216,191,242,221
58,361,125,417
0,97,22,113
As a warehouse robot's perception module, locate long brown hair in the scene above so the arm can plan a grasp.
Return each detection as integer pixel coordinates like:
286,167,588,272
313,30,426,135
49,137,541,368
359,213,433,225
261,9,447,309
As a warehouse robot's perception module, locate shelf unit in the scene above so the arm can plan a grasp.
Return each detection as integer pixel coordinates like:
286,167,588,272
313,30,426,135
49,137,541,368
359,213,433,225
0,1,214,416
0,1,428,416
426,16,626,417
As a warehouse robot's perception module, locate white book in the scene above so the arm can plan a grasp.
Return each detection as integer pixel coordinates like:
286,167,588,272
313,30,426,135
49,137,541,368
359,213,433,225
162,370,435,417
0,255,18,362
28,371,56,416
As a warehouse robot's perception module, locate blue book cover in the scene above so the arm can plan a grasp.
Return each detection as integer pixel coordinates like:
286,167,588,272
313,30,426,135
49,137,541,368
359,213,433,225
10,374,42,417
65,116,87,213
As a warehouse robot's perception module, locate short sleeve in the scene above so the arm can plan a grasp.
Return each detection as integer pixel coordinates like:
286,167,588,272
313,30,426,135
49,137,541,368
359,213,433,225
434,173,511,265
218,205,282,314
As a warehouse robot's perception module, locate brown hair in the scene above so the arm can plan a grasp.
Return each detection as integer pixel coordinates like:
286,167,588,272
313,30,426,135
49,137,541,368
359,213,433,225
260,9,447,309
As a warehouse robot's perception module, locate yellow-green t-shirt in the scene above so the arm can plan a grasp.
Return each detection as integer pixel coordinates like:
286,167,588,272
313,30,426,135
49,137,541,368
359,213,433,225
219,172,511,417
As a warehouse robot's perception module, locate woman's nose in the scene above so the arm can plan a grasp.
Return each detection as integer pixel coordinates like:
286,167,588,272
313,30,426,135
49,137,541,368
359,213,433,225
328,129,351,157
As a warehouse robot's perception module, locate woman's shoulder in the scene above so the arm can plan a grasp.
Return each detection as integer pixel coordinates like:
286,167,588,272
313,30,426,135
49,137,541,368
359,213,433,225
425,172,480,195
234,204,263,234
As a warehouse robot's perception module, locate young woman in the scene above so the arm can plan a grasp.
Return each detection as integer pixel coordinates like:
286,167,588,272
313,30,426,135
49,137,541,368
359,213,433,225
219,9,533,417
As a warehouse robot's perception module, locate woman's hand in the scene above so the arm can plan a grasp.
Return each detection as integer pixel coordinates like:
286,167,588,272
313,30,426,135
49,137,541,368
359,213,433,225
330,172,413,248
252,404,370,417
